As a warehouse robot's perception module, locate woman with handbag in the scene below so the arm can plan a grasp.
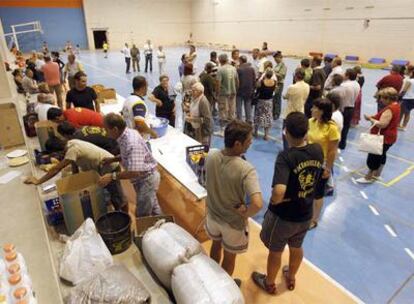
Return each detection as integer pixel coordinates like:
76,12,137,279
357,88,401,184
307,98,340,229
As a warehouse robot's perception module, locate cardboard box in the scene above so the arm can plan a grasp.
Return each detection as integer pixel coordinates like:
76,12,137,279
56,171,106,235
0,103,24,148
135,215,175,237
34,120,60,151
97,88,117,104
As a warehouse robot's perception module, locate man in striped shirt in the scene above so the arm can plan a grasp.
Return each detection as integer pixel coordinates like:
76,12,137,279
98,113,161,217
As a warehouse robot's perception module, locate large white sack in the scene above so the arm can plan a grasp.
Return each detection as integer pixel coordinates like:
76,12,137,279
172,253,245,304
142,220,202,289
59,218,113,285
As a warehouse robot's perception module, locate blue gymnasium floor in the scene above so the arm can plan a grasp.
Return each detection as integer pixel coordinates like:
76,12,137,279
76,47,414,304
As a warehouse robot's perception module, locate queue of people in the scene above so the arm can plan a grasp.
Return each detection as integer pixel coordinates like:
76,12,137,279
11,41,410,296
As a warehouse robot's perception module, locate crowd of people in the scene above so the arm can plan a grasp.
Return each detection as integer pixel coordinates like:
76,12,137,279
8,40,410,295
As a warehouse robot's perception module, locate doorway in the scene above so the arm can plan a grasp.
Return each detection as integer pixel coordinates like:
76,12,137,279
93,30,107,49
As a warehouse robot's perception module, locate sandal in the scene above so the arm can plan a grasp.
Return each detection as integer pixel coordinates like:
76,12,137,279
308,221,318,231
251,271,277,295
282,266,295,291
234,278,242,288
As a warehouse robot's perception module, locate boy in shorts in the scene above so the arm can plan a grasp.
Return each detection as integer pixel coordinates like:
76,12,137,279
252,112,323,294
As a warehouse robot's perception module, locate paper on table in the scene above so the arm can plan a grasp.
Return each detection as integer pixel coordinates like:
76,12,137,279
0,170,22,184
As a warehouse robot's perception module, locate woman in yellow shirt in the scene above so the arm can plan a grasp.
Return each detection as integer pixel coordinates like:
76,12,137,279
307,98,340,229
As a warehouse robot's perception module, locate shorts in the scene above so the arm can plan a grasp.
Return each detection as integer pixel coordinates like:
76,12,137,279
401,99,414,114
205,213,249,254
314,175,329,199
260,210,310,252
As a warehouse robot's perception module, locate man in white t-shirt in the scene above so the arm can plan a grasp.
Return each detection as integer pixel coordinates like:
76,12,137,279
157,45,166,75
144,40,153,73
122,76,157,138
324,57,344,92
282,69,310,149
121,43,131,74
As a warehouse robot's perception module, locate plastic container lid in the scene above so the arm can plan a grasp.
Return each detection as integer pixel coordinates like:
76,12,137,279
8,263,20,274
13,287,27,300
8,274,21,285
3,244,15,253
5,252,17,262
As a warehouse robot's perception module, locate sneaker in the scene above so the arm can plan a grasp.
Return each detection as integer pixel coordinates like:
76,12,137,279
398,126,406,131
373,175,383,181
356,177,375,184
251,272,277,295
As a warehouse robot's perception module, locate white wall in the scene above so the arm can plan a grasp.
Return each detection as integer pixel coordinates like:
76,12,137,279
191,0,414,61
83,0,192,50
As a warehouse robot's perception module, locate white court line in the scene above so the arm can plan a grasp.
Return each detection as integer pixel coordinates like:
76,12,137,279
404,248,414,261
339,156,344,162
368,204,380,216
248,219,365,303
80,61,131,84
351,177,357,185
343,166,349,172
384,224,398,237
360,190,368,200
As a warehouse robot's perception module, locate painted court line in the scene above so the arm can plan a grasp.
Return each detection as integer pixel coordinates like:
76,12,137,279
360,190,368,200
346,139,414,165
404,248,414,261
384,224,397,237
351,177,357,185
248,219,365,303
368,204,380,216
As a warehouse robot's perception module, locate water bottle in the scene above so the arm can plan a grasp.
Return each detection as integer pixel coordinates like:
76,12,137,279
8,273,32,297
0,285,8,304
12,286,36,304
4,253,27,275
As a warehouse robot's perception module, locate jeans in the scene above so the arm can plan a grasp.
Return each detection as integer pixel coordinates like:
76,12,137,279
104,180,127,210
145,54,153,72
125,57,131,73
339,107,354,150
236,95,253,123
272,83,284,119
133,171,161,217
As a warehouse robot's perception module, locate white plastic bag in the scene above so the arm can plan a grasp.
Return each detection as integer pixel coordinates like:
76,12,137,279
142,220,202,289
172,253,245,304
65,264,151,304
59,218,113,285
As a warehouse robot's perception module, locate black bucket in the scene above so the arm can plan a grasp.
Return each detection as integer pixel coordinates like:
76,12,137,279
96,211,132,255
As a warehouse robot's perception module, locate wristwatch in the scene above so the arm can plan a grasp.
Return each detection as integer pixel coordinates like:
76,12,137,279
111,172,117,181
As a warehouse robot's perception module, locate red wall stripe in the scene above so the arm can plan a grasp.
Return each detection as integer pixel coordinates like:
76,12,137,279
0,0,82,8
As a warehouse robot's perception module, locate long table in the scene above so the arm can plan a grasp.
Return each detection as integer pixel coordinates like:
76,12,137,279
3,90,362,303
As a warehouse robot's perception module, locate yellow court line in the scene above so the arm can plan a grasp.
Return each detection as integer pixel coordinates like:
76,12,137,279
346,139,414,165
384,165,414,187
